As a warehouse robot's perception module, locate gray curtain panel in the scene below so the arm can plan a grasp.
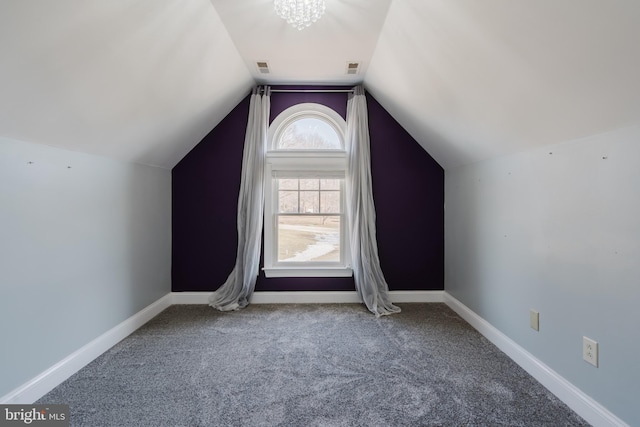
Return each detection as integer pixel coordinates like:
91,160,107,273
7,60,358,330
209,86,271,311
346,85,401,316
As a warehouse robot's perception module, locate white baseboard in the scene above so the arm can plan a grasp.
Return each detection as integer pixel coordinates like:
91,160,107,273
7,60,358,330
251,291,361,304
443,292,628,427
390,290,444,303
0,293,173,405
171,290,444,305
170,291,212,304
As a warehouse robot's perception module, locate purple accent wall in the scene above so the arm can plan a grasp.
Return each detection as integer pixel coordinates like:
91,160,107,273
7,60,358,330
172,87,444,292
367,94,444,290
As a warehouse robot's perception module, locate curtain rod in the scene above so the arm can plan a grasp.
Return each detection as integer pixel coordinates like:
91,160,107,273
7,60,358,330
259,89,355,94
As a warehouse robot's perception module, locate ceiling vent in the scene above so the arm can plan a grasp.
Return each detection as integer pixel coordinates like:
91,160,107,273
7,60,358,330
346,62,360,75
256,61,270,74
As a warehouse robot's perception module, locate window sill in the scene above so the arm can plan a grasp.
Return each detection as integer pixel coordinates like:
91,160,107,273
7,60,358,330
263,267,353,278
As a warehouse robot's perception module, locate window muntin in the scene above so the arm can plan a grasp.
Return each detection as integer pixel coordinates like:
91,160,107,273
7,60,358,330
278,177,341,214
264,103,351,278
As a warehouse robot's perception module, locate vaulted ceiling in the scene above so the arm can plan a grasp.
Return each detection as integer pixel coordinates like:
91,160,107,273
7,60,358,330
1,0,639,169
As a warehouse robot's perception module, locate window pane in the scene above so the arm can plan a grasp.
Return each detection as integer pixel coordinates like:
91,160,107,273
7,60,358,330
278,179,298,190
299,178,319,190
278,215,340,262
278,118,342,150
320,191,341,213
299,191,319,213
320,179,340,190
278,191,298,213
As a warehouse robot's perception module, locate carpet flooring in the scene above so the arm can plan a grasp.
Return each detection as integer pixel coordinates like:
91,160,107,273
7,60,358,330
38,303,589,426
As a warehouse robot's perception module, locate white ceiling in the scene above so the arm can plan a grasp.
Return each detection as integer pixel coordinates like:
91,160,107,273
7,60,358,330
1,0,639,169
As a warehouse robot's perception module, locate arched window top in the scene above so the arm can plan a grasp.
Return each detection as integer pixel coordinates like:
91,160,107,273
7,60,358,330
278,117,341,150
269,103,346,151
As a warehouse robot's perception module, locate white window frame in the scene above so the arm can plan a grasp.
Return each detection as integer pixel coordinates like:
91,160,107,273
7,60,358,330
263,103,352,278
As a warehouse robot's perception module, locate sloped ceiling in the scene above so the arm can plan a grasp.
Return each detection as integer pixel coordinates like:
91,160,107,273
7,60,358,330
1,1,639,170
0,0,253,168
366,0,640,169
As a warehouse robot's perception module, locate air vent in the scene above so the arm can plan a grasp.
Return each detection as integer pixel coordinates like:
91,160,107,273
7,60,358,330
346,62,360,75
256,61,270,74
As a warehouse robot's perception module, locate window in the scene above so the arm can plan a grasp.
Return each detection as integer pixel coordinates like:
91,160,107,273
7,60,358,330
263,103,351,278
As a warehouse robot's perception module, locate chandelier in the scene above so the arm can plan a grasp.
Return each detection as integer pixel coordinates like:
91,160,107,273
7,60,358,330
274,0,326,31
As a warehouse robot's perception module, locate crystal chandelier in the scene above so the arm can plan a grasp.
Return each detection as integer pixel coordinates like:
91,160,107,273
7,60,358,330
274,0,326,31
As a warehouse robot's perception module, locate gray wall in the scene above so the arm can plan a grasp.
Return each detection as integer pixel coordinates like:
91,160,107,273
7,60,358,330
0,137,171,398
445,125,640,426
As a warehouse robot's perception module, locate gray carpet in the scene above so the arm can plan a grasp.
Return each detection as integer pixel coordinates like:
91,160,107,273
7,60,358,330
38,303,589,426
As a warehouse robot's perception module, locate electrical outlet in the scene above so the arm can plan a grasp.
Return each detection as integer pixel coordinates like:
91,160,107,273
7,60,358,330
583,337,598,367
530,310,539,331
